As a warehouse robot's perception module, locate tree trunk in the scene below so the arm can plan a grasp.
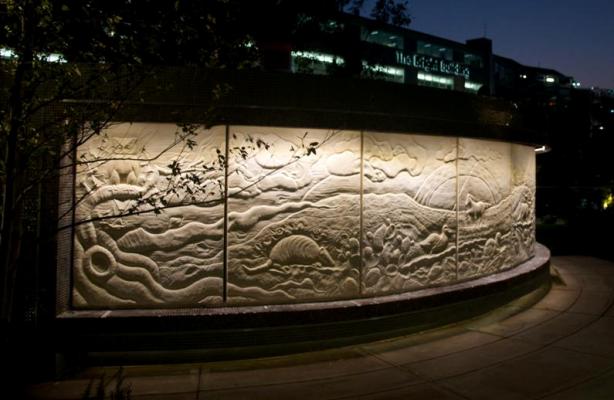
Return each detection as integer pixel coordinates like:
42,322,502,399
0,2,33,331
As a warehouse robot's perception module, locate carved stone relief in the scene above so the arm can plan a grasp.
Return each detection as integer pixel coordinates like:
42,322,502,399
510,144,536,263
70,124,536,310
73,123,225,308
457,138,515,279
362,133,458,294
227,127,361,305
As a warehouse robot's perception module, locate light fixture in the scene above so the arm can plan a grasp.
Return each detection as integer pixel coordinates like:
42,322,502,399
534,145,549,153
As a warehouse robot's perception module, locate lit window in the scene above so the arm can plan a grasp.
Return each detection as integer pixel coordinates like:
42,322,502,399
361,28,404,49
464,81,483,93
417,41,453,61
362,61,405,83
291,51,344,75
417,72,454,89
545,76,556,83
291,51,343,65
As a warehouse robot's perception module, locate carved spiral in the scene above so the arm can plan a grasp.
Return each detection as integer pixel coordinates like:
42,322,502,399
82,245,118,281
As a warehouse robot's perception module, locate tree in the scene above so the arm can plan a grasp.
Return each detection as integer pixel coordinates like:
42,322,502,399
371,0,411,26
0,0,262,342
338,0,411,26
0,0,342,346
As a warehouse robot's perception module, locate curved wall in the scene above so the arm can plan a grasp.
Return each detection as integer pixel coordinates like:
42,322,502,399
70,123,536,310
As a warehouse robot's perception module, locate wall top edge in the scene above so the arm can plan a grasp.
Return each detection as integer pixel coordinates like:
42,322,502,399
60,69,545,146
104,120,545,148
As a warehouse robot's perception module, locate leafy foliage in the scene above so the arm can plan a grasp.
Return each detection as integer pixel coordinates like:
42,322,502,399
370,0,411,27
0,0,258,327
338,0,411,26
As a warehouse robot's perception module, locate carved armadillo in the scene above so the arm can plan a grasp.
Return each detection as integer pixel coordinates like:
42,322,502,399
269,235,335,266
243,234,335,273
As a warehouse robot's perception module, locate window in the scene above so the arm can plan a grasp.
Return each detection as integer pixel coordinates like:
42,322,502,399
362,61,405,83
464,81,483,93
464,53,483,68
417,41,453,61
290,51,345,75
361,27,404,49
417,72,454,89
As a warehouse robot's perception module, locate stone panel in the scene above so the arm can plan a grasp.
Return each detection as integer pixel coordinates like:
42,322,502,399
227,126,361,305
510,144,536,262
73,123,225,308
457,138,514,279
362,132,458,295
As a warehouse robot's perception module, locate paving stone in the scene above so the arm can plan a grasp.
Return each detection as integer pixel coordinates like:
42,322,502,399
201,354,391,390
405,338,540,380
199,367,420,400
439,347,614,400
121,363,201,377
567,289,614,315
466,307,559,337
346,382,464,400
119,373,200,397
360,330,500,366
514,312,596,345
531,287,580,312
132,392,197,400
555,315,614,357
558,257,614,275
539,367,614,400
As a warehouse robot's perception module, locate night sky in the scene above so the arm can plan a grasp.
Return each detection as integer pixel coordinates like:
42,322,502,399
365,0,614,89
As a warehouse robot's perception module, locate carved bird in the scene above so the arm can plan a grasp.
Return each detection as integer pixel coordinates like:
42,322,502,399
419,224,454,254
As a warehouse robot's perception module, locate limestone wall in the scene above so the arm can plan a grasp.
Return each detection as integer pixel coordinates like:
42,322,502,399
70,123,535,309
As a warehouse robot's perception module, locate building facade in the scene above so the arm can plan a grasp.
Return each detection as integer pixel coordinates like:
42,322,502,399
253,12,576,100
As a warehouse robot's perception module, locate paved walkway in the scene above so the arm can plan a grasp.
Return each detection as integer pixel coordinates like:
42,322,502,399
26,256,614,399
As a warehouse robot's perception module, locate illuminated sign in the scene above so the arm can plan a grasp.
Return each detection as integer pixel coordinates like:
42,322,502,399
396,51,470,79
